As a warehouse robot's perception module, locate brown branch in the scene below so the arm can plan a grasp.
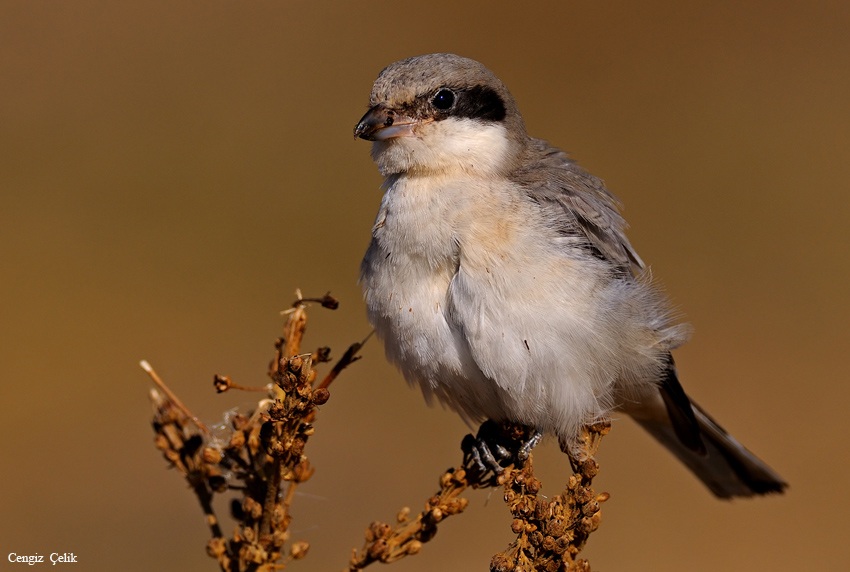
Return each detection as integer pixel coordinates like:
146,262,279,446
349,422,611,571
298,291,340,309
213,374,268,393
347,467,474,570
318,330,373,391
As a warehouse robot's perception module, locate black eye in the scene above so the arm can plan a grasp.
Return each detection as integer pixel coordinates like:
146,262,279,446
432,88,455,110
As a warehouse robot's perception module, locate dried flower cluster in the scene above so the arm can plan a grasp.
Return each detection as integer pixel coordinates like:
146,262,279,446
491,422,611,572
146,293,361,571
347,467,471,570
348,422,611,572
146,293,610,571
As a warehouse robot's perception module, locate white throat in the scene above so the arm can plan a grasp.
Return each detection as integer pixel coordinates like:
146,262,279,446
371,118,515,177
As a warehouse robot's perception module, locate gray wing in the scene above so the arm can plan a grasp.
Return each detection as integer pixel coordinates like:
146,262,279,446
513,138,644,275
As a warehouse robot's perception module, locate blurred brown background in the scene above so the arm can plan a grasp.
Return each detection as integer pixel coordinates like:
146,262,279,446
2,1,848,570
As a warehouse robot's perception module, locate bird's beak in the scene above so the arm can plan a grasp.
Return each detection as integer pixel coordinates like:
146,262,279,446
354,105,417,141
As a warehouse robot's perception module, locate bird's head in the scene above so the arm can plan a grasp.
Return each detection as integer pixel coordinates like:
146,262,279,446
354,53,528,177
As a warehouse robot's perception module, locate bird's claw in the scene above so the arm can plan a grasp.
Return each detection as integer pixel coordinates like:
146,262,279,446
462,420,542,484
517,431,543,462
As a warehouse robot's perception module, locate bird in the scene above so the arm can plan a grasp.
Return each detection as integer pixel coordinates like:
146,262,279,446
354,53,786,498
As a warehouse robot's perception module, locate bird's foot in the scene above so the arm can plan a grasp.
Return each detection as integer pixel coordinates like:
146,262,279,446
462,420,542,486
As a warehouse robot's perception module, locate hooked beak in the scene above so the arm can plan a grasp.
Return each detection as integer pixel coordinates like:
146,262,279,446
354,105,418,141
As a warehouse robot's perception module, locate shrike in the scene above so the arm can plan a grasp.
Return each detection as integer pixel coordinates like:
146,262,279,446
354,53,785,498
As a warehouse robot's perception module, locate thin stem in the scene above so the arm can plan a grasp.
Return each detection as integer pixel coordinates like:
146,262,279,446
141,360,209,434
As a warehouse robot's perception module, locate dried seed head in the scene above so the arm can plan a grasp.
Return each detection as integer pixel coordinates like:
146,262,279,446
241,526,256,543
276,370,297,392
239,543,266,564
489,553,514,572
311,388,330,405
296,383,312,399
272,529,289,547
582,500,600,516
444,498,467,514
243,497,263,520
213,374,232,393
229,430,246,449
289,540,310,560
267,402,288,422
547,519,566,538
367,521,391,541
366,538,389,561
405,540,422,555
439,471,454,488
578,516,596,534
319,293,339,309
291,437,306,456
231,413,250,431
207,537,226,558
575,486,593,504
580,459,599,478
202,447,222,464
299,356,314,380
153,434,170,452
530,530,544,547
534,499,551,519
314,346,332,362
288,355,303,373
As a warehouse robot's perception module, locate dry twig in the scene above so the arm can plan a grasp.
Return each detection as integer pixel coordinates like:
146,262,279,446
348,422,610,571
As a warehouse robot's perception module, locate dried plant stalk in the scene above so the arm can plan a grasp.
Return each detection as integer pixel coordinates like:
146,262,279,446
349,422,610,571
347,468,472,570
146,293,361,571
491,422,611,572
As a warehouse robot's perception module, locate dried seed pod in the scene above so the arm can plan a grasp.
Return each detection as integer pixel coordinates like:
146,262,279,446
202,447,222,464
213,374,232,393
366,538,389,561
490,553,514,572
288,355,303,373
289,540,310,560
405,540,422,555
311,387,330,405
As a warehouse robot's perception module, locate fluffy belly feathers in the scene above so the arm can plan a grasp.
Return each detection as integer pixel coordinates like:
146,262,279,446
360,174,665,438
